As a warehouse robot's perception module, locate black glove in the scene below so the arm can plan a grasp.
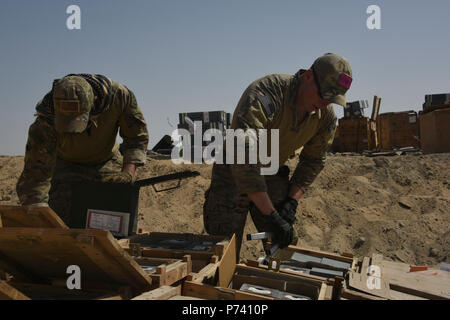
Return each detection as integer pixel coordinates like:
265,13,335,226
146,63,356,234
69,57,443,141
276,197,298,225
269,210,294,249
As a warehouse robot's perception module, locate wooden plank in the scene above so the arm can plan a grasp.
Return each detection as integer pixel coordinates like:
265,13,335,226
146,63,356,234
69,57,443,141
0,228,152,295
0,251,48,283
348,256,391,299
236,264,326,286
382,260,450,300
168,295,204,300
371,95,381,122
0,280,30,300
389,289,427,300
140,247,214,261
187,263,218,284
245,260,329,283
132,285,181,300
341,288,386,300
74,231,152,294
217,234,236,288
97,287,132,300
182,280,272,300
0,205,67,228
317,283,329,300
149,257,191,288
8,281,118,300
280,245,355,264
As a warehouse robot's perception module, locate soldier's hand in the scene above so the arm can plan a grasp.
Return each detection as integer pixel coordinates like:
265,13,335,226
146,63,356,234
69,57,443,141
102,172,133,184
268,210,294,248
276,197,298,225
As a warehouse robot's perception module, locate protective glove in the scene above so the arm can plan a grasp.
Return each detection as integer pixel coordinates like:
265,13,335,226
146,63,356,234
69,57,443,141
269,210,294,249
276,197,298,225
102,172,133,184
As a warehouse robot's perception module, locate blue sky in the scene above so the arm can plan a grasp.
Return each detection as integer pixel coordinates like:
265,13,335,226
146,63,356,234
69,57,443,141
0,0,449,155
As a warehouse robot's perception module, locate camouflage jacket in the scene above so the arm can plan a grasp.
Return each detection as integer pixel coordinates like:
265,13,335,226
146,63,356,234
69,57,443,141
17,74,149,205
230,71,337,195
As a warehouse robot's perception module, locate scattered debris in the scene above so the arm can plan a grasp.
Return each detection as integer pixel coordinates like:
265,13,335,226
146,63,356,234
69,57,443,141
353,237,366,249
409,265,428,272
440,263,450,272
398,201,412,210
429,248,439,257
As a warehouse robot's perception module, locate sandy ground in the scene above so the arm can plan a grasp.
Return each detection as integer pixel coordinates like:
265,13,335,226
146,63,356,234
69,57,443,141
1,152,449,267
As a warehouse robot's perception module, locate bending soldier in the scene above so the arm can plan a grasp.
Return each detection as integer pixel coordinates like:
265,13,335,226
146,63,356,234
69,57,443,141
203,53,353,261
17,74,149,224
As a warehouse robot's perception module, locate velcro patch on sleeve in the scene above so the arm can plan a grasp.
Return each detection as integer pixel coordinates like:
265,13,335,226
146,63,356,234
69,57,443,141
338,73,352,89
258,94,275,118
57,100,80,113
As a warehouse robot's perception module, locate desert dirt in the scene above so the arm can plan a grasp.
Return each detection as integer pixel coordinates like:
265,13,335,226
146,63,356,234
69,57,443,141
0,152,449,267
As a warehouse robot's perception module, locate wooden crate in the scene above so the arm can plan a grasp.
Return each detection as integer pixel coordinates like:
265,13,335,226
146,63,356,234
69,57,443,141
122,233,236,288
337,117,377,152
344,254,391,300
0,205,67,228
229,264,332,300
0,228,152,299
377,111,420,150
133,282,270,300
135,256,192,289
419,108,450,154
245,245,357,299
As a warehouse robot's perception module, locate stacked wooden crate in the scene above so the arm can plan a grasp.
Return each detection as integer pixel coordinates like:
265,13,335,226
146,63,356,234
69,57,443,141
377,111,420,150
0,205,234,300
120,232,236,289
419,94,450,154
337,117,377,152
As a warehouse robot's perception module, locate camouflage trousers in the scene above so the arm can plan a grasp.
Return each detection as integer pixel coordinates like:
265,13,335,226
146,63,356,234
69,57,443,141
48,152,123,225
203,163,298,261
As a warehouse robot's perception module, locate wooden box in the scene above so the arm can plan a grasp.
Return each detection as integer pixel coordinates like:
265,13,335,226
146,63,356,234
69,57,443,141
248,245,357,280
337,117,377,152
122,233,236,288
0,228,153,300
134,282,272,300
245,245,357,299
419,108,450,154
229,264,332,300
134,256,192,289
377,111,420,150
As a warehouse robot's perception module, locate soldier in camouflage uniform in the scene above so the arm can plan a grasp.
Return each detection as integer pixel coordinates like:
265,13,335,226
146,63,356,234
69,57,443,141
203,53,353,260
16,74,149,225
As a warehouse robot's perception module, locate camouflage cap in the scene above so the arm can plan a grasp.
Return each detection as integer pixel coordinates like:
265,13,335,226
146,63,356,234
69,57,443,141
311,53,353,107
52,76,94,133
